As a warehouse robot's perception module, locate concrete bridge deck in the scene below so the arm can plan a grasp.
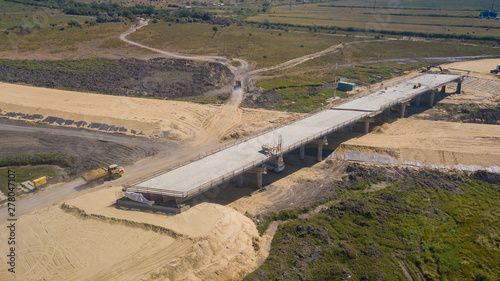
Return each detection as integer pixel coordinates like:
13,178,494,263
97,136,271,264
127,74,461,201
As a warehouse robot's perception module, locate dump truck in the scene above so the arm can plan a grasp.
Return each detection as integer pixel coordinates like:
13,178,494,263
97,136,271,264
234,80,242,89
82,164,125,186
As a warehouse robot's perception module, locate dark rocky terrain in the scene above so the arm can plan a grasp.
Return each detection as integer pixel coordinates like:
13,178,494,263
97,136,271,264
0,58,233,98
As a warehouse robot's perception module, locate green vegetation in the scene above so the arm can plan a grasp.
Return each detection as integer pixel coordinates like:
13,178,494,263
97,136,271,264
0,0,37,12
246,168,500,280
0,153,79,169
0,165,64,196
128,22,350,68
0,21,129,52
0,58,119,73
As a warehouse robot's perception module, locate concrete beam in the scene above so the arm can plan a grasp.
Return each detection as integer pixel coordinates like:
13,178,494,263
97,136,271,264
299,145,305,160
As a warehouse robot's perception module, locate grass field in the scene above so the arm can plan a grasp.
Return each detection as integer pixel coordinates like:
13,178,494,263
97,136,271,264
249,3,500,37
0,20,129,54
319,0,493,10
245,168,500,280
0,0,37,12
126,22,359,68
0,165,64,196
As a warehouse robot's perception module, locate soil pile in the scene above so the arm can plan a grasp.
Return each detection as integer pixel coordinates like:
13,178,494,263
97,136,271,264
0,185,259,281
0,58,232,98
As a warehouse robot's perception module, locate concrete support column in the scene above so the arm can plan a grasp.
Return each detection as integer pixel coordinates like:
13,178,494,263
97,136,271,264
429,92,435,107
238,174,244,188
299,145,305,160
440,85,446,94
456,82,462,94
256,172,263,189
400,104,406,118
364,120,370,133
348,125,353,132
384,108,391,116
415,95,421,107
317,143,324,162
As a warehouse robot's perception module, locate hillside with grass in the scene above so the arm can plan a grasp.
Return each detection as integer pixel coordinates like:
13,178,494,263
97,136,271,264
245,163,500,280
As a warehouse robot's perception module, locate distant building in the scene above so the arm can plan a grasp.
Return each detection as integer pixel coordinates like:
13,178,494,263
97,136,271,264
479,10,499,19
182,5,192,9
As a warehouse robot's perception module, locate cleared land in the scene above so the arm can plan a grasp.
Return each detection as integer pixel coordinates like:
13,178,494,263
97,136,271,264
0,82,299,141
334,119,500,169
0,199,259,280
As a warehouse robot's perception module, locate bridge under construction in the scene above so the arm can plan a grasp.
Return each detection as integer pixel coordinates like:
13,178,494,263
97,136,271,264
125,74,462,205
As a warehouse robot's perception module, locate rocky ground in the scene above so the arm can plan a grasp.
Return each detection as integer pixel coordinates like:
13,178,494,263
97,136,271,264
0,58,233,98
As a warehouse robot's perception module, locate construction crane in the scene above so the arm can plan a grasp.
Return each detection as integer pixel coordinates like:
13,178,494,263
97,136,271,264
341,42,372,93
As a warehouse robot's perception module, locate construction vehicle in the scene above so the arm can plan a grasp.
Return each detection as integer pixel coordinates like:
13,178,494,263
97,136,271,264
21,176,50,191
413,83,421,89
82,164,125,186
261,135,285,172
234,80,242,89
491,65,500,74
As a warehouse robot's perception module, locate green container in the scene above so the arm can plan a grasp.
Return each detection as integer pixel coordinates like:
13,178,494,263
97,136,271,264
338,81,356,91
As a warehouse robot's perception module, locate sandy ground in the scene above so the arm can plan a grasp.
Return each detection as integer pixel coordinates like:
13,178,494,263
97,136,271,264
0,188,259,280
443,58,500,80
441,58,500,105
334,119,500,169
0,82,299,142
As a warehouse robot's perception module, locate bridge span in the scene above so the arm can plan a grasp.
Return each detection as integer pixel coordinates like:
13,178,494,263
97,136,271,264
125,74,462,204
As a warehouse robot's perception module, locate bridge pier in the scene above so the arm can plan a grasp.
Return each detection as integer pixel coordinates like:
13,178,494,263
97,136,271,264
414,95,421,107
311,137,328,161
456,81,462,93
440,85,446,94
429,91,435,107
384,108,391,116
360,118,375,133
400,102,410,118
238,174,244,188
299,145,305,160
256,172,263,189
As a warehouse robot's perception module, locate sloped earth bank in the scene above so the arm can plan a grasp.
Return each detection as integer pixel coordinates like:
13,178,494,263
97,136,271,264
244,162,500,280
0,82,299,141
0,187,258,280
334,119,500,171
0,58,232,99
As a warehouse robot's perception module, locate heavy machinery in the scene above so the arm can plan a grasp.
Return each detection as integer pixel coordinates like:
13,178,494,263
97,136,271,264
261,135,285,172
234,80,242,89
82,164,125,186
491,65,500,74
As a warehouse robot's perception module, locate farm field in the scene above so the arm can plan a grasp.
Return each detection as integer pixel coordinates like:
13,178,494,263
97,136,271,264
249,3,500,37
